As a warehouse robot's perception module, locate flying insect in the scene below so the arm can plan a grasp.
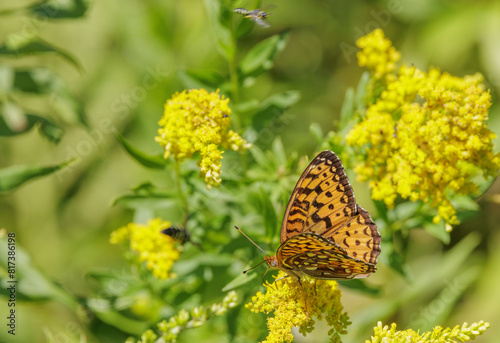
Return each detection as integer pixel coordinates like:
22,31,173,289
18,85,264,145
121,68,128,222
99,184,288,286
233,7,273,28
161,225,204,251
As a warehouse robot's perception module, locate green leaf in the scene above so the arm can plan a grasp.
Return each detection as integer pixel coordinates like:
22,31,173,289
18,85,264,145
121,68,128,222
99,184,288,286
309,122,324,144
177,69,226,91
29,0,89,19
117,134,166,169
54,88,89,128
11,68,61,94
0,160,73,192
423,221,450,244
409,265,481,332
259,187,278,239
0,0,89,19
0,67,89,128
339,87,355,129
204,0,234,61
221,271,257,292
0,234,78,307
337,279,381,295
234,14,254,39
113,182,180,210
355,71,370,110
0,33,82,72
238,31,290,82
259,90,301,110
248,145,269,169
251,90,301,131
86,298,149,335
0,113,63,143
271,137,287,167
452,195,480,212
113,193,179,210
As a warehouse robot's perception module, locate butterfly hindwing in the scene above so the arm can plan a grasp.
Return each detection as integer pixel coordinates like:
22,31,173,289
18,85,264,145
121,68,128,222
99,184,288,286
277,233,375,279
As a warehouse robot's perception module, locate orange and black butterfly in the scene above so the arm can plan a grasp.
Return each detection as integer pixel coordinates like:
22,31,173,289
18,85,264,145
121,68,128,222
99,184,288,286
237,150,381,281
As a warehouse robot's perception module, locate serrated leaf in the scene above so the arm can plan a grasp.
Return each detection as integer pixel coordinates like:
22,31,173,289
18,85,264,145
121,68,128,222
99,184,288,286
239,31,290,81
0,159,73,192
117,134,166,169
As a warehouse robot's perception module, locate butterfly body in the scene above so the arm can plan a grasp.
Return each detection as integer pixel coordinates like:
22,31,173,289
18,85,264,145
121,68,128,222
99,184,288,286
264,151,381,281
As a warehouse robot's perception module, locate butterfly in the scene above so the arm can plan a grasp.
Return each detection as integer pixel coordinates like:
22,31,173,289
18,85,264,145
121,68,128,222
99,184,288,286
233,7,273,28
237,150,381,282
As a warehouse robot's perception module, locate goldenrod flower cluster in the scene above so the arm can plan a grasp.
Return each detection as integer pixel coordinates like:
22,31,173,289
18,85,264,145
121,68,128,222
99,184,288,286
346,29,500,226
356,28,401,80
157,291,238,342
245,272,350,343
125,329,157,343
155,89,251,189
110,218,181,279
366,321,490,343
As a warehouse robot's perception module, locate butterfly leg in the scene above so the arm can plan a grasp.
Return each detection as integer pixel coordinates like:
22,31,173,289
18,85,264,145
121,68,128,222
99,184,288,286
296,276,310,317
273,273,290,291
284,271,310,317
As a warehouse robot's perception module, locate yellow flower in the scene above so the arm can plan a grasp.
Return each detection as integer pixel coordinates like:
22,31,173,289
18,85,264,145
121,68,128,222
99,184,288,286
110,218,181,279
346,29,500,226
366,321,490,343
356,28,401,80
157,291,239,342
155,89,251,189
245,272,350,343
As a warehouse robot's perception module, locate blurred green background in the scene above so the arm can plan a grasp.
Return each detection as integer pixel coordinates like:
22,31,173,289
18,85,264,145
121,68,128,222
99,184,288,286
1,0,500,342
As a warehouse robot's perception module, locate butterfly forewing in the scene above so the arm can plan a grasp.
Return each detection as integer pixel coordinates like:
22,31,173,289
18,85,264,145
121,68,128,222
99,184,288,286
280,150,381,270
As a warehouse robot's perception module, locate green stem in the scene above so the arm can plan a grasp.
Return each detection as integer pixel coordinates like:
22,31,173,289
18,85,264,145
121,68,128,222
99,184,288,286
174,160,189,227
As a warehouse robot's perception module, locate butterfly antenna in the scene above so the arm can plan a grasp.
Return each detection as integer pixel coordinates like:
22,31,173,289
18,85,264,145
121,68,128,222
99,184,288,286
242,260,267,274
262,266,271,280
234,226,268,255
